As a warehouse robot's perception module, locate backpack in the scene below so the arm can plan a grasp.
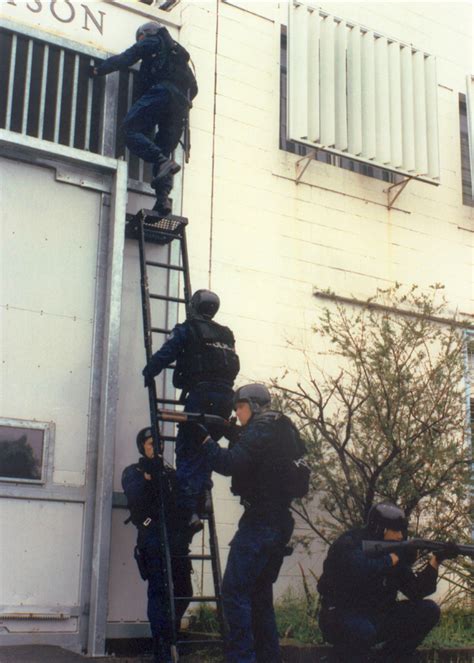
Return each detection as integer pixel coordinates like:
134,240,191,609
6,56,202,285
156,28,198,99
268,415,311,500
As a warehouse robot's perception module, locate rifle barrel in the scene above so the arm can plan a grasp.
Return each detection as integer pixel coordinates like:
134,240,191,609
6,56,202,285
362,539,474,559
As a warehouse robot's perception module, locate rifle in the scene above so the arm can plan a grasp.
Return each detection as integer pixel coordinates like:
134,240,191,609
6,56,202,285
362,539,474,559
156,409,230,428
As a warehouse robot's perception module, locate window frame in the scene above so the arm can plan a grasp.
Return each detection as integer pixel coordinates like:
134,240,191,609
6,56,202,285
0,417,55,485
459,93,474,207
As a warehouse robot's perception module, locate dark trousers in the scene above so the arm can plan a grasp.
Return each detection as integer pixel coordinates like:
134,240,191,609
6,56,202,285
320,599,440,662
175,383,233,514
222,514,294,663
137,528,193,660
122,84,186,196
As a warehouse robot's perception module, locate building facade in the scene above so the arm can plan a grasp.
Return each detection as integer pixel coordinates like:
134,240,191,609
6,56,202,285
0,0,472,656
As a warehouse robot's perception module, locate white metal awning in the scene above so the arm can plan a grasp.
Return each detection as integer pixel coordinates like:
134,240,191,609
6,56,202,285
287,1,440,183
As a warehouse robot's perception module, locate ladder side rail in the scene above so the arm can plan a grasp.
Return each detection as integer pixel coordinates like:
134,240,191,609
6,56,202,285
179,229,193,317
137,217,178,660
207,507,228,637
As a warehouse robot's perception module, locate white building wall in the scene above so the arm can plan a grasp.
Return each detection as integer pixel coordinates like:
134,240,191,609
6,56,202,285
0,0,472,649
179,0,473,593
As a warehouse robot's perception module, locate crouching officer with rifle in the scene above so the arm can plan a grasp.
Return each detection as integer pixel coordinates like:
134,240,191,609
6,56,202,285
317,502,460,663
122,427,193,663
196,383,310,663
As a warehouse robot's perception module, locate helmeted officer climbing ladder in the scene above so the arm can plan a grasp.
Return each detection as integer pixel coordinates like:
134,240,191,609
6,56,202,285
126,208,226,661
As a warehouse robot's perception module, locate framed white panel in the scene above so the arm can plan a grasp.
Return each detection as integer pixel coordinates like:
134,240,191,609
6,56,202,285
320,15,336,147
361,30,376,159
335,21,348,150
0,500,83,606
347,25,362,155
388,42,403,167
375,36,391,164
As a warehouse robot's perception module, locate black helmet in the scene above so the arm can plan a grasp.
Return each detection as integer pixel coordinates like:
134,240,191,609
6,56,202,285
233,383,271,414
136,21,163,41
366,502,408,540
136,427,153,456
190,290,220,319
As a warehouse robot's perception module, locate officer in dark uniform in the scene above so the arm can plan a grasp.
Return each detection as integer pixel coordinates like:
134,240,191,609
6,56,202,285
92,21,198,216
122,427,193,663
317,502,452,663
143,290,239,532
199,383,299,663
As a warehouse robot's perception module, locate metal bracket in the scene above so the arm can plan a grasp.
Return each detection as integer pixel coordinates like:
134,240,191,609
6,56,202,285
295,149,317,183
384,176,413,209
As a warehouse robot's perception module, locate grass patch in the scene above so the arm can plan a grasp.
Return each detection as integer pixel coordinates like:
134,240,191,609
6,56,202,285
423,608,474,649
185,595,473,652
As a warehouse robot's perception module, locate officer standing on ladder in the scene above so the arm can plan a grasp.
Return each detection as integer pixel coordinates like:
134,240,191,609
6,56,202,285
91,21,198,216
122,427,194,663
196,384,310,663
142,290,240,533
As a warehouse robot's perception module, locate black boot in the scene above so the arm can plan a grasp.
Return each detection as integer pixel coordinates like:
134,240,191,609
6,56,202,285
152,637,173,663
151,158,181,187
188,512,204,534
152,196,172,216
202,489,213,514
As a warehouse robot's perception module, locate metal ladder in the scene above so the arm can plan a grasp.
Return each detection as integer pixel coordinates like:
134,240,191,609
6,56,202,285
127,208,226,661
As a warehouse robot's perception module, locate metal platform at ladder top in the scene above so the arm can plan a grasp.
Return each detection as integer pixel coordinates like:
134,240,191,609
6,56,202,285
129,209,226,660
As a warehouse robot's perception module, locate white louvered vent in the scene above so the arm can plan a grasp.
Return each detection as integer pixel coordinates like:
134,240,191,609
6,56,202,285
288,2,440,182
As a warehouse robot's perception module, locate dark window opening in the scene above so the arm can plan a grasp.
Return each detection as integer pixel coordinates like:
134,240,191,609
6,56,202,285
280,26,395,184
0,424,47,483
459,94,473,207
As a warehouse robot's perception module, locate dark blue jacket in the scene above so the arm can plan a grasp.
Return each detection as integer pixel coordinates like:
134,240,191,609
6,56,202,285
318,527,438,612
204,411,293,522
143,322,188,379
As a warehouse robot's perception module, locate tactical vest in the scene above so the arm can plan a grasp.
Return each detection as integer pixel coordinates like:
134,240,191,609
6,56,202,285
231,411,309,506
173,318,240,389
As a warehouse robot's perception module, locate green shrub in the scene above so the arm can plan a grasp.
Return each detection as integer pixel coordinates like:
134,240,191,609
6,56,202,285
186,603,220,634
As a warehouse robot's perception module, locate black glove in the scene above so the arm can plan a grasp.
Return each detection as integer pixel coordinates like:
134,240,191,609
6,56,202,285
142,364,155,388
139,456,155,476
225,417,241,446
433,542,460,564
397,545,419,567
191,423,211,445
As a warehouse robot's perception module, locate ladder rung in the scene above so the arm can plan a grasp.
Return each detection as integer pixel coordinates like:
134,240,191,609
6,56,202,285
146,260,185,272
149,293,187,304
175,597,218,604
177,639,222,646
173,554,212,561
156,398,182,405
160,435,177,442
151,327,172,334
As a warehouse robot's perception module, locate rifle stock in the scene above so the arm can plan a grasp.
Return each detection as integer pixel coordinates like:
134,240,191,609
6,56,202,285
362,539,474,559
